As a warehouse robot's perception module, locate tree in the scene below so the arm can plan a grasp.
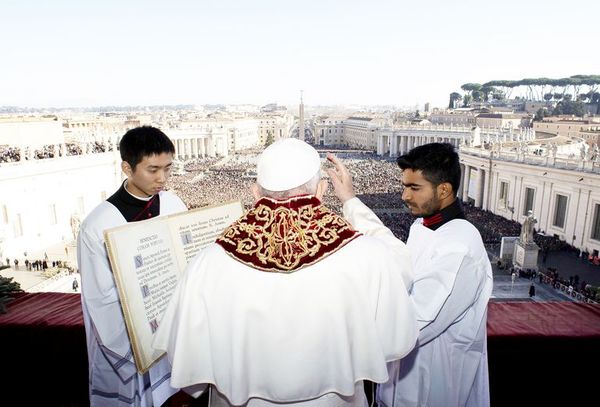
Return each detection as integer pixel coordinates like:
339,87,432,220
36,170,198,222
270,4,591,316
544,93,554,102
460,84,482,106
552,100,586,117
481,85,496,102
534,108,549,121
462,94,473,107
474,75,600,103
461,83,482,98
449,92,462,109
492,90,505,101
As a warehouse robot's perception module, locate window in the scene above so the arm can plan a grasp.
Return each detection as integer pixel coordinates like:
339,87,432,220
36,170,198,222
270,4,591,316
553,195,568,228
48,204,57,225
498,181,508,208
592,204,600,241
523,187,535,215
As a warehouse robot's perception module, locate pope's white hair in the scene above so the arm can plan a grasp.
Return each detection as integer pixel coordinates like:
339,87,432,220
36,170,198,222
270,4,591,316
258,172,321,199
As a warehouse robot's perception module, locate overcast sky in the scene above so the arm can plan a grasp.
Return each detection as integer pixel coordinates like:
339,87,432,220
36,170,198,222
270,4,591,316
1,0,598,109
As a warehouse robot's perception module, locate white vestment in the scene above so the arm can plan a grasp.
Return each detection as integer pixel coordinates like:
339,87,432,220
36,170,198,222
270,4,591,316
78,191,187,407
343,198,493,407
153,220,418,407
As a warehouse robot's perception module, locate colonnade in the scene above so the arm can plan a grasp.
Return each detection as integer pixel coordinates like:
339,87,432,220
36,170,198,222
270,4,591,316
171,133,228,160
376,131,464,157
458,162,488,210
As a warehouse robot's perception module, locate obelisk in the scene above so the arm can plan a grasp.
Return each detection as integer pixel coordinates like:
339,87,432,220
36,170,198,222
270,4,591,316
298,90,305,141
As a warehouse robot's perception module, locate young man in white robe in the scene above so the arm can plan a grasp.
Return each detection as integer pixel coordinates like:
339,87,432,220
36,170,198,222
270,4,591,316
153,138,418,407
78,126,188,406
327,143,493,407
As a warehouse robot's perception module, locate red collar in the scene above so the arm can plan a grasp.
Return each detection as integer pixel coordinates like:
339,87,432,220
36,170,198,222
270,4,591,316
422,213,443,228
216,195,360,272
421,199,465,230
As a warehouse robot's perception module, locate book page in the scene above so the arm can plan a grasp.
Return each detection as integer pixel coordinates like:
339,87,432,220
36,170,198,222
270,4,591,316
169,201,245,266
104,200,244,372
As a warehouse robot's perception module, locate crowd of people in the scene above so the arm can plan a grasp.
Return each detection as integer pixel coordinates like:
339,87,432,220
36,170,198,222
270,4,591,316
4,142,598,301
3,256,65,271
168,151,406,214
167,148,600,303
168,150,591,260
0,141,112,164
537,267,599,302
0,146,20,162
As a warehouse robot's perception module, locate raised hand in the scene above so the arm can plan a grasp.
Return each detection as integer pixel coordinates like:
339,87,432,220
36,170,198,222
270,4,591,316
325,153,356,203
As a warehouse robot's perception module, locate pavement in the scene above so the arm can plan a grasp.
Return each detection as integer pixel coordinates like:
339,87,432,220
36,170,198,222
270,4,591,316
486,245,596,302
541,250,600,286
1,266,80,293
490,267,573,302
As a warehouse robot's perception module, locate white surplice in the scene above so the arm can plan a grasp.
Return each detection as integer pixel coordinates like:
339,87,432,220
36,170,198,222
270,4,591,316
343,198,493,407
78,191,187,407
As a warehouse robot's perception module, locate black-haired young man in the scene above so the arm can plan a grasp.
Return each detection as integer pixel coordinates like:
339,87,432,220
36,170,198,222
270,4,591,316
328,143,493,407
78,126,188,406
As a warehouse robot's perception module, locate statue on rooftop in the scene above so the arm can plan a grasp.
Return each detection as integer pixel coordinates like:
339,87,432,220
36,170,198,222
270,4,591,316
551,143,558,158
520,141,528,154
580,143,589,160
70,213,81,240
585,144,594,161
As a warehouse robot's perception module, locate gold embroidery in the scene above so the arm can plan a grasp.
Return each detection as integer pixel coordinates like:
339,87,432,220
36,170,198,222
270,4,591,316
217,196,359,272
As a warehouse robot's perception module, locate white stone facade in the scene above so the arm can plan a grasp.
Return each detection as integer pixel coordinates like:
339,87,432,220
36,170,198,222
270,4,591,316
459,146,600,253
314,116,346,146
257,114,294,145
376,125,467,156
0,118,64,147
170,127,228,159
0,152,121,262
428,109,476,127
533,118,600,143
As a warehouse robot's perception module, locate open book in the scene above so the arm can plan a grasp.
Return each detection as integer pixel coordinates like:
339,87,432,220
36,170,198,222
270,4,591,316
104,201,244,373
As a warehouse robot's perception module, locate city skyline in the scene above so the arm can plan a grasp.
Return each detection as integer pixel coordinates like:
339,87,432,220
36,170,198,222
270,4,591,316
1,0,599,109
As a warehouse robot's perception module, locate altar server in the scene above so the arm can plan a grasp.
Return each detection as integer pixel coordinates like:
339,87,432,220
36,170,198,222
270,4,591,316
78,126,187,406
328,143,493,407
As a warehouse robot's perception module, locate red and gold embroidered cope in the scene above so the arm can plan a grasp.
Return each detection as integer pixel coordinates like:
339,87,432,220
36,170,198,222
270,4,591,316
216,195,360,272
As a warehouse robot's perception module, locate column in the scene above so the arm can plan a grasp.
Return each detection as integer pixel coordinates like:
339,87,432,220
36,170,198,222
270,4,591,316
474,168,483,208
376,134,384,156
482,169,490,211
191,138,198,159
175,139,182,160
390,135,398,157
458,163,466,200
462,165,470,203
208,135,216,157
